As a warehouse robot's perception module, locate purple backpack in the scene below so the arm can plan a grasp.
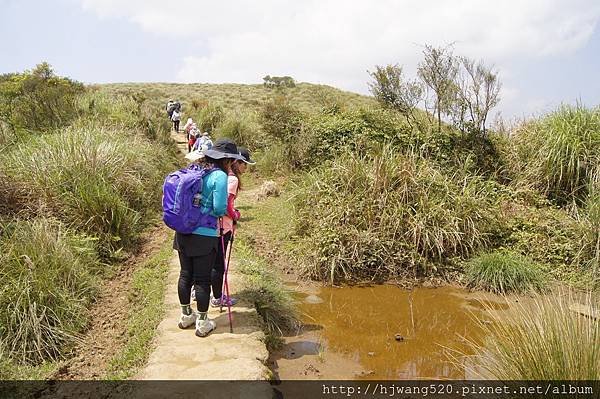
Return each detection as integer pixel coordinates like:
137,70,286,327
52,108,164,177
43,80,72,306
162,166,218,233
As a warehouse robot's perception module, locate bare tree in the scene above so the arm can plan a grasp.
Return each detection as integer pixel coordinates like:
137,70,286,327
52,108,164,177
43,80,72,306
455,57,501,135
417,44,458,133
368,64,422,127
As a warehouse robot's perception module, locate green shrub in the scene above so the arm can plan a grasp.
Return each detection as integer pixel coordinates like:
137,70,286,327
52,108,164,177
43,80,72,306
0,218,100,364
259,95,304,141
294,145,502,283
214,111,264,150
465,293,599,379
77,90,139,127
0,63,84,132
576,191,600,273
464,250,547,293
512,104,600,204
198,103,225,133
0,124,174,257
235,239,299,338
498,201,580,270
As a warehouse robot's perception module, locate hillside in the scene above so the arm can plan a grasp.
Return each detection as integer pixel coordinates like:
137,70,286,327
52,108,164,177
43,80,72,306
96,82,376,114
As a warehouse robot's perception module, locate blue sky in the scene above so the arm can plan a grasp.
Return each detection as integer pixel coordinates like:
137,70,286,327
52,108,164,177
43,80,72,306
1,0,600,120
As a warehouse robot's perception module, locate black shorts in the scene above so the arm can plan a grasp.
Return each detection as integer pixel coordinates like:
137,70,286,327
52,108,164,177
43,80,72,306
173,232,218,257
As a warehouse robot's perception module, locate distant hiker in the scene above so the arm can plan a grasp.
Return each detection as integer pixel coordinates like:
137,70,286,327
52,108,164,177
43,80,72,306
211,146,255,308
193,132,213,152
166,100,182,119
183,117,194,133
172,139,244,337
187,127,197,152
166,99,174,118
171,109,181,132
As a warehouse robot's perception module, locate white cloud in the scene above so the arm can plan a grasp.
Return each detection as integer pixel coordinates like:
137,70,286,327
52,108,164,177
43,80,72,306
77,0,600,115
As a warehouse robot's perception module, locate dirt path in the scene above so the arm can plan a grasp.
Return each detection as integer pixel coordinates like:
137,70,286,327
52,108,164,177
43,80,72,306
55,223,169,380
136,131,272,383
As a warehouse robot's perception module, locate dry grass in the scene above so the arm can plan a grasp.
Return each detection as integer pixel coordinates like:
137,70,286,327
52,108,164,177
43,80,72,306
463,292,599,379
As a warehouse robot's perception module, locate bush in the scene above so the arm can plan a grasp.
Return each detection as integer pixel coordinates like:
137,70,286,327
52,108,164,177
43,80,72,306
512,104,600,204
0,124,174,257
576,192,600,273
0,218,100,364
0,63,84,132
294,146,502,283
465,293,599,379
198,103,225,133
214,111,264,150
235,239,299,338
497,200,580,270
77,90,139,128
464,250,547,293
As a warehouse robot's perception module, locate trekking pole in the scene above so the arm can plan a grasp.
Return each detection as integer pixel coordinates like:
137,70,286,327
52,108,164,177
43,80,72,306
219,219,234,333
222,225,235,333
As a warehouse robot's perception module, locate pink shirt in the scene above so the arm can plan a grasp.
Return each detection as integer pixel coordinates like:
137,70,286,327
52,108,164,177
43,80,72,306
222,174,239,233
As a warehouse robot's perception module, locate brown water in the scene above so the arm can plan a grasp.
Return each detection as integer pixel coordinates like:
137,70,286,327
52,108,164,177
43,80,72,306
270,284,508,380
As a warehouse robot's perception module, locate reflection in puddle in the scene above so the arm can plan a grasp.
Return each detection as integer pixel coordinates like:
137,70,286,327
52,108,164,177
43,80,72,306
294,285,499,379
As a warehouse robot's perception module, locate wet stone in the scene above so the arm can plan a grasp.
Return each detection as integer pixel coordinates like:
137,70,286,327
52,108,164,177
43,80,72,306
304,294,324,304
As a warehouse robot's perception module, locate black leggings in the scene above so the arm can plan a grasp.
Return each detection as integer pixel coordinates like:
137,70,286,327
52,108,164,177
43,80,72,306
212,231,232,300
175,233,218,312
173,120,180,132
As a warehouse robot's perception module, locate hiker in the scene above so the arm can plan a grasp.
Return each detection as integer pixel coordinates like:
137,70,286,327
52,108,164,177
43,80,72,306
166,99,174,118
171,108,181,132
211,146,256,308
183,117,194,134
187,127,197,152
193,132,213,152
173,139,244,337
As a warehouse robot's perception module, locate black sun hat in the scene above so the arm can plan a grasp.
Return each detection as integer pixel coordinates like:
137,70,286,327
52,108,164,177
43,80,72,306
203,138,244,160
237,146,256,165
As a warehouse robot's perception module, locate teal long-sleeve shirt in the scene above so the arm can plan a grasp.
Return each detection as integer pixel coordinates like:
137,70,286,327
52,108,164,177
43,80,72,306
192,169,228,237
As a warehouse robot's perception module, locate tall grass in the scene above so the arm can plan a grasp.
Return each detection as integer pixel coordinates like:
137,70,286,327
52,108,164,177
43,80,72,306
0,124,174,257
465,293,600,379
575,191,600,274
294,145,502,283
464,250,547,294
0,218,100,364
234,238,299,340
214,111,264,150
513,104,600,204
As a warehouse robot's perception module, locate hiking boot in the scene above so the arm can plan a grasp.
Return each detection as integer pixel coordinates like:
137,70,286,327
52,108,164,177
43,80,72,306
195,317,216,337
177,311,197,329
210,295,238,308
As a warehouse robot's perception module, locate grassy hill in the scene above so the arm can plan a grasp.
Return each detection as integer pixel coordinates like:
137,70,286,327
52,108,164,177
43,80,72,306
96,82,376,114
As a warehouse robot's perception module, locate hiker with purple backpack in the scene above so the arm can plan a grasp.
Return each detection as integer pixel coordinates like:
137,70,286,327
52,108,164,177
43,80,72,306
165,138,244,337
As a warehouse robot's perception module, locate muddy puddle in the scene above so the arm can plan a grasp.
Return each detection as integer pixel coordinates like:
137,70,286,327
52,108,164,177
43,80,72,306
269,284,510,380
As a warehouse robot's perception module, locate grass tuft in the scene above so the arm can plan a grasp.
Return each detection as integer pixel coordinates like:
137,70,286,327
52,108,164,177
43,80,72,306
464,250,547,294
0,218,101,365
465,292,600,379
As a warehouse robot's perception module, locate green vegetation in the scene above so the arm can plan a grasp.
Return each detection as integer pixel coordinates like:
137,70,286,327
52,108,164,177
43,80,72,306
0,218,100,367
512,104,600,204
0,62,84,133
294,147,502,283
106,239,171,379
235,238,300,349
466,293,600,379
464,250,547,294
2,125,172,258
0,64,179,377
233,176,299,349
